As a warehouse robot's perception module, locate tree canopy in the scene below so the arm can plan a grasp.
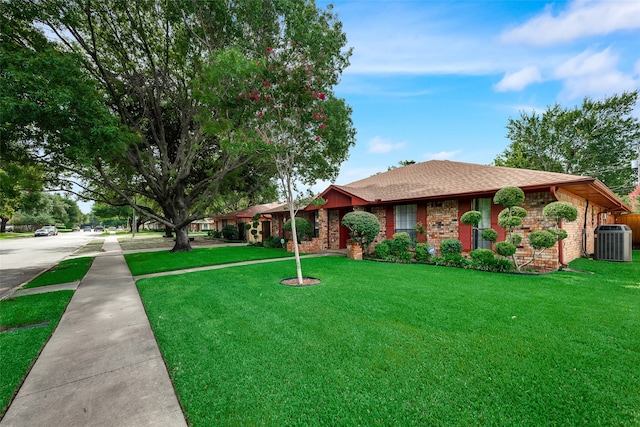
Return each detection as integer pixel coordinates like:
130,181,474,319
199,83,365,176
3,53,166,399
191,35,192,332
494,91,640,194
1,0,353,252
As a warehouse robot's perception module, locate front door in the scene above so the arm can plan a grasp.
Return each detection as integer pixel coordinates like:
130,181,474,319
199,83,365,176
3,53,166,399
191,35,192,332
339,208,352,249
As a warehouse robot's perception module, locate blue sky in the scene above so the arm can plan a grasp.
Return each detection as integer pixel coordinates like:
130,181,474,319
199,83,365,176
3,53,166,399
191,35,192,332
310,0,640,192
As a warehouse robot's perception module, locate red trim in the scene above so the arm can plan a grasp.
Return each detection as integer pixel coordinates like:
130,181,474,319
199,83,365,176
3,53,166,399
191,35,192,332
416,203,427,243
458,199,472,252
386,206,395,238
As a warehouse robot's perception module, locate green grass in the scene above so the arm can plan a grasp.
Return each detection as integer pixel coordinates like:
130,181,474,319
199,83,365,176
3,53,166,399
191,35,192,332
0,291,74,415
0,232,32,240
23,257,95,289
137,252,640,426
125,246,293,276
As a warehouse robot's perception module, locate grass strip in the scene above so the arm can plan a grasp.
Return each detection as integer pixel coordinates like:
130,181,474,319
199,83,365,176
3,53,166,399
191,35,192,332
125,246,293,276
138,253,640,426
0,291,74,415
23,257,95,289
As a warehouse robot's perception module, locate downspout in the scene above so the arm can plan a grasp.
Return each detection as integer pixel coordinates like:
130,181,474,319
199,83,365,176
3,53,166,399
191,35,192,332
582,200,589,257
551,186,569,267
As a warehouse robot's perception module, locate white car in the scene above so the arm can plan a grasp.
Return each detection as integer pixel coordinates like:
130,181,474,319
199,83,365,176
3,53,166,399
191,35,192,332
42,225,58,235
34,228,49,237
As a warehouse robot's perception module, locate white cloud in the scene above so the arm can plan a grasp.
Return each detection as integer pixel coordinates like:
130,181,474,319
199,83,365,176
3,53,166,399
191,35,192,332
495,66,543,92
368,136,406,154
423,150,461,161
553,49,639,99
501,0,640,46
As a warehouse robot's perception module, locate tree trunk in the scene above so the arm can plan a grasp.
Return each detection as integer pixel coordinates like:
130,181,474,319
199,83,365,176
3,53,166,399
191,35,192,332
0,218,8,233
164,226,173,238
171,226,193,252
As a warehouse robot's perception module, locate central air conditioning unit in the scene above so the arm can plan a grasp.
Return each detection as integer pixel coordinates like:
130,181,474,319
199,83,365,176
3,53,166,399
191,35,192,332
594,224,633,262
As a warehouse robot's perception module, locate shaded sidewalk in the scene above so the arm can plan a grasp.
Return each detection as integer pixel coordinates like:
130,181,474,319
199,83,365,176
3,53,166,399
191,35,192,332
1,236,186,426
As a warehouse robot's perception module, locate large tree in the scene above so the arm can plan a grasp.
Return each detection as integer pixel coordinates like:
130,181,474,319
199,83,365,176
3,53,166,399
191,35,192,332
494,91,640,194
4,0,343,252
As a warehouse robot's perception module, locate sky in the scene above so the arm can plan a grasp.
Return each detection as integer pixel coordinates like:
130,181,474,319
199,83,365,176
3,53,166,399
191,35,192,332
76,0,640,213
309,0,640,193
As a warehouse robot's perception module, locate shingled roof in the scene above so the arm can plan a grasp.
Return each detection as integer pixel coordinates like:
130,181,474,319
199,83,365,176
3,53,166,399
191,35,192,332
321,160,628,211
212,202,284,220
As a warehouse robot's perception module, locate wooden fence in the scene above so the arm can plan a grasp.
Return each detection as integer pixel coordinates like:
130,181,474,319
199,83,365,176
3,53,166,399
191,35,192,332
615,214,640,248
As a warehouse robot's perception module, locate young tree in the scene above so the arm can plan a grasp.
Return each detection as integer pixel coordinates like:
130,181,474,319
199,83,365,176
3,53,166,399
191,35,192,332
198,4,355,284
495,91,640,194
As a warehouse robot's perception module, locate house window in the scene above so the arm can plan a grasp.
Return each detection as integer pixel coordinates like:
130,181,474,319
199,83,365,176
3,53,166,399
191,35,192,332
472,198,492,249
395,204,417,240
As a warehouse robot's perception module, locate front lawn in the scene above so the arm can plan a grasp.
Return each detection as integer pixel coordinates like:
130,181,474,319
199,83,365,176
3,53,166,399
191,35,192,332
0,291,74,415
125,246,293,276
137,252,640,426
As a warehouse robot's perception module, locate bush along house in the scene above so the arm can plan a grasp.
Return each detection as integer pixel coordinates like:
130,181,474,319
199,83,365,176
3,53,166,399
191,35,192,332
289,160,630,270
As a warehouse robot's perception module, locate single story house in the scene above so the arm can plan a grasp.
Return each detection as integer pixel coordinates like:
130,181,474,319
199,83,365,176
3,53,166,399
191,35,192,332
210,202,283,242
278,160,629,269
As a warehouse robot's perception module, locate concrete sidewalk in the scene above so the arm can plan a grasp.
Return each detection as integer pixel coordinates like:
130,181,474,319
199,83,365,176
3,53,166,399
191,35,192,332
1,236,186,427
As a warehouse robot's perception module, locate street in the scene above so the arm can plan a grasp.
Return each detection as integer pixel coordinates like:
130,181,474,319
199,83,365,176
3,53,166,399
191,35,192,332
0,231,99,298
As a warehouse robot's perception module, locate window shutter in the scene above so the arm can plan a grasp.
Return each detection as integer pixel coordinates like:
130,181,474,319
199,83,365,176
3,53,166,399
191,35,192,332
458,199,472,252
386,206,395,238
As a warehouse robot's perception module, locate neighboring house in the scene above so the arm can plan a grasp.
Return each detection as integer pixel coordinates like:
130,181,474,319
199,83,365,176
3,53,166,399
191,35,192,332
189,218,215,232
297,160,630,269
211,202,284,242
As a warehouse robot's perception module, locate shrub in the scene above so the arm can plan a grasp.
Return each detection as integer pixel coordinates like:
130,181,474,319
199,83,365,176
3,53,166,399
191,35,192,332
284,217,313,242
443,253,470,268
440,238,462,256
389,233,412,263
481,228,498,242
460,210,483,227
263,236,284,248
341,211,381,254
543,201,578,223
529,230,556,250
221,224,239,240
507,234,523,246
469,248,495,264
494,186,525,208
497,206,527,228
414,243,433,262
494,241,517,257
373,241,390,260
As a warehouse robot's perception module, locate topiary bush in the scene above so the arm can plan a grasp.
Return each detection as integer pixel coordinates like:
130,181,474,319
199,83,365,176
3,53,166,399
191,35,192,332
494,241,516,257
440,238,462,256
543,202,578,223
529,230,556,250
481,228,498,242
460,210,483,227
494,186,525,208
341,211,381,254
284,217,313,242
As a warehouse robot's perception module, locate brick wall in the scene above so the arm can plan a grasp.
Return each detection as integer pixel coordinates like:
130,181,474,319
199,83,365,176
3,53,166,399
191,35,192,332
514,192,558,269
555,191,608,260
328,210,341,250
425,200,459,251
317,209,329,251
287,237,324,253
